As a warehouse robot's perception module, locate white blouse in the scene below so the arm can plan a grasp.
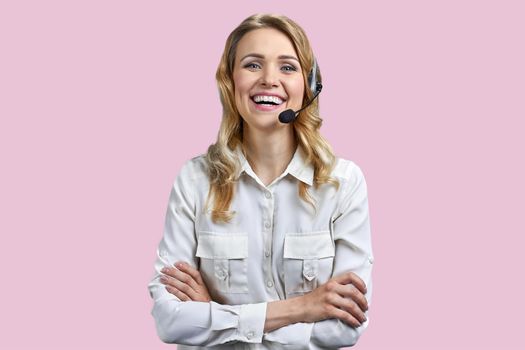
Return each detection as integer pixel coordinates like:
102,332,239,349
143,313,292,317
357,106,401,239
148,146,374,349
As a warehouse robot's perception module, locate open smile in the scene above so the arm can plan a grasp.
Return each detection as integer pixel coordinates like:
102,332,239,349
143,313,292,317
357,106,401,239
250,94,287,112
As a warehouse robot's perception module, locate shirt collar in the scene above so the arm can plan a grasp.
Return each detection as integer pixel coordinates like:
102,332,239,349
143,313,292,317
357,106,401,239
234,144,314,186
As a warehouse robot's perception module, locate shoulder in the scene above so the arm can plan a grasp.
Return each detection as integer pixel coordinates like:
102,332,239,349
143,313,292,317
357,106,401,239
330,157,370,218
175,154,209,185
331,157,368,194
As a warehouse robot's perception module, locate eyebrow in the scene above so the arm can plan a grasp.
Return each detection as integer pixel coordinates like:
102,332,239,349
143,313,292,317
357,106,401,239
240,53,299,62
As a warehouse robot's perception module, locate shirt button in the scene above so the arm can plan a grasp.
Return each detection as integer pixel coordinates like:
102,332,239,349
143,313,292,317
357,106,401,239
264,221,271,229
368,256,374,264
265,250,270,257
246,330,255,339
265,192,272,199
267,280,274,288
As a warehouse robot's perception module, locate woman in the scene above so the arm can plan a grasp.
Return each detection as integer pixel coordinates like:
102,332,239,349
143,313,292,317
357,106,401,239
148,13,374,349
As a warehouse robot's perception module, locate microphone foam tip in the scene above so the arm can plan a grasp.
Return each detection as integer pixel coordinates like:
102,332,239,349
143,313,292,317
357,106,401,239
278,110,296,124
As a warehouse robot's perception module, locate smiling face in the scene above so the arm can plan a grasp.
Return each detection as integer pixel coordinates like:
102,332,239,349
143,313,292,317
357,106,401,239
232,28,305,131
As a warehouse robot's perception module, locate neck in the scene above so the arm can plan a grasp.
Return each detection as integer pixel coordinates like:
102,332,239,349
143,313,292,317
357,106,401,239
242,125,296,186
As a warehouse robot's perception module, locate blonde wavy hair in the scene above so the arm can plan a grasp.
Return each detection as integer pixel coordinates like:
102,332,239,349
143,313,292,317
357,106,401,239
206,13,339,223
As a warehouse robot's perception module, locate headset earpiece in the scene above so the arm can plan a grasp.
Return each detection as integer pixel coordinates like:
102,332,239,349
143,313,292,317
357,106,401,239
307,59,320,94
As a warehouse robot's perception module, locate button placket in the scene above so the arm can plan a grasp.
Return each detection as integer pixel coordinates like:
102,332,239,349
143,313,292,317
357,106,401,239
303,259,319,281
263,190,274,231
262,189,275,291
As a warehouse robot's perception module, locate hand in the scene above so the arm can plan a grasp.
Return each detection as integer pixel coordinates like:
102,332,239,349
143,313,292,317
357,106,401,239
299,272,369,327
159,261,211,302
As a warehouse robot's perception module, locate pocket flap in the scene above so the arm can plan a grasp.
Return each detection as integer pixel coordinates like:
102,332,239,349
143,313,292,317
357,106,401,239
196,233,248,259
284,231,335,259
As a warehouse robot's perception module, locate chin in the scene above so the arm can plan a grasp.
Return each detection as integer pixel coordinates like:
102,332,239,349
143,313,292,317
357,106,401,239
243,114,286,132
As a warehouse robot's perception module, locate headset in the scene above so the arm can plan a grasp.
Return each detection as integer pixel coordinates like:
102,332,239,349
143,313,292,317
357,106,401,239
279,58,323,123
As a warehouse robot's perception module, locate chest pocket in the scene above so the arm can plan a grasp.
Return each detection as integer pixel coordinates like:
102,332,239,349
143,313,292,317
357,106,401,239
283,231,335,295
196,232,249,294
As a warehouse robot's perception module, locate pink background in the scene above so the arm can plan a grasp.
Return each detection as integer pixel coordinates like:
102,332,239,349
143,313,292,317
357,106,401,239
1,0,523,349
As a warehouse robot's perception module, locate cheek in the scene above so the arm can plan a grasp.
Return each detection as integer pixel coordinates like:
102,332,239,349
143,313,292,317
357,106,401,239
232,74,251,106
289,78,305,101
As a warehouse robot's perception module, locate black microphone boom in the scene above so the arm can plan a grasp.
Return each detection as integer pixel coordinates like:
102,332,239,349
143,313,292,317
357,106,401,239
278,82,323,124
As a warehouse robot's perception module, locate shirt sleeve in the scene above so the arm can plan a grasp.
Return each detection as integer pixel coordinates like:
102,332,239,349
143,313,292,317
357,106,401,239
263,161,374,348
147,161,267,346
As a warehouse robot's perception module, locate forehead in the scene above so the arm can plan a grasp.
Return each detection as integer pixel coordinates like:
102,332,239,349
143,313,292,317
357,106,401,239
235,28,298,61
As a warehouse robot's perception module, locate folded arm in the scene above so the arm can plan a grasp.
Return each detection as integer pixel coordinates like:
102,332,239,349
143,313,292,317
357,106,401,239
264,162,374,348
150,160,373,348
148,163,271,346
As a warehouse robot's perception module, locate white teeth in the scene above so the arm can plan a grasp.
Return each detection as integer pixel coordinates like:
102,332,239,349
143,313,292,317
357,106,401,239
252,95,284,105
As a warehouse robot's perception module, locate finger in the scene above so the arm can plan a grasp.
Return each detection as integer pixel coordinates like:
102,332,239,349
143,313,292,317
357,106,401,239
334,271,367,294
337,283,368,312
160,274,199,301
334,295,367,323
162,267,200,293
176,262,204,285
165,285,191,301
329,305,361,328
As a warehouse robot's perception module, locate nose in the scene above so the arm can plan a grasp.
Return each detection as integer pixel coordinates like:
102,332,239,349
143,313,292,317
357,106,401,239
259,66,280,87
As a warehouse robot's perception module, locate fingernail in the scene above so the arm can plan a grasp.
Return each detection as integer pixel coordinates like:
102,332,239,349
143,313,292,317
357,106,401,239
161,268,168,273
176,262,184,268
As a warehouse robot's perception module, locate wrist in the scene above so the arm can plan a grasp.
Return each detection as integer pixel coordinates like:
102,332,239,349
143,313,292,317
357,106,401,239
264,297,305,333
286,295,306,323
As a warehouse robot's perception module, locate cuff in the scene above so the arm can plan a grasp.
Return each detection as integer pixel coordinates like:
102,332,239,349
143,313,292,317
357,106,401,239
264,322,314,347
236,302,267,343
